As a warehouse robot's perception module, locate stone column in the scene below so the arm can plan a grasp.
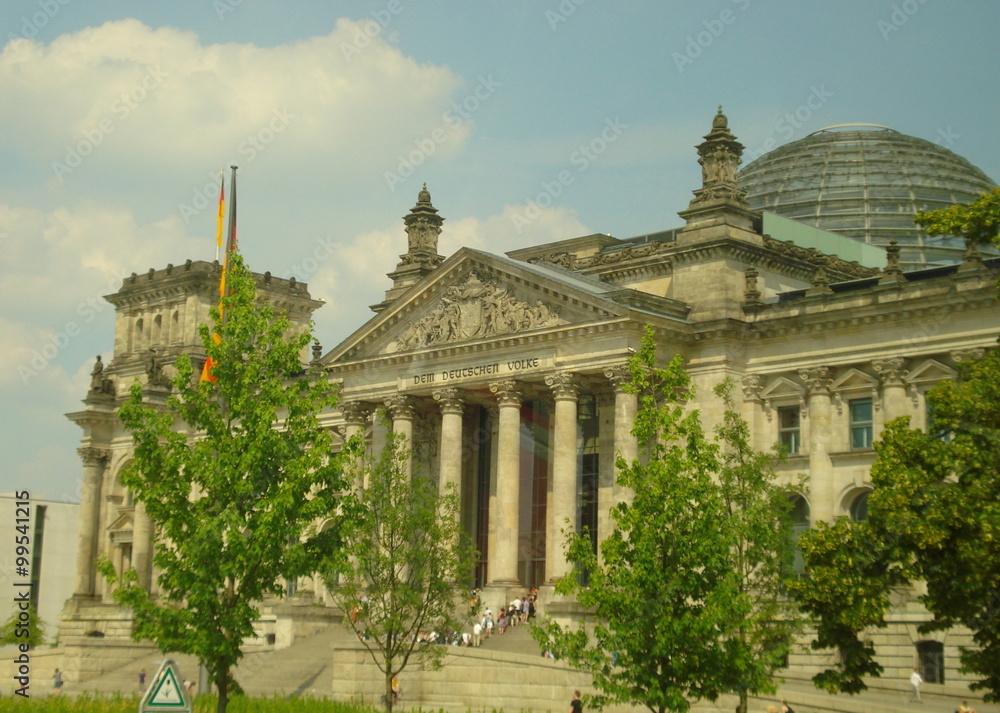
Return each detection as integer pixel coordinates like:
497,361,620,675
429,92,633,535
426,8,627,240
800,367,834,523
385,395,417,479
544,372,580,583
488,380,524,586
433,387,465,503
605,365,638,506
873,357,909,423
73,447,108,597
340,401,372,442
132,500,153,591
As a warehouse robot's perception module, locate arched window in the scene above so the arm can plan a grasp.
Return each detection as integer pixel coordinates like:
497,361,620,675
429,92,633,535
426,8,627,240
789,494,810,575
917,640,944,684
849,491,870,522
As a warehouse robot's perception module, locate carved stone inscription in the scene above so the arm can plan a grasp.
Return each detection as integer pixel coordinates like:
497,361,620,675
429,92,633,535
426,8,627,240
385,272,561,353
402,356,549,389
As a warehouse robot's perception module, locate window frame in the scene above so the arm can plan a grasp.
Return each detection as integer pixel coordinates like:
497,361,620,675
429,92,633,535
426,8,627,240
849,397,874,450
776,404,802,455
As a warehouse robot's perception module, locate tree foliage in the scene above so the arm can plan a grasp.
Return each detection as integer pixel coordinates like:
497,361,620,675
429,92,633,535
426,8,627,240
100,253,352,713
0,605,46,648
326,432,478,712
532,327,798,713
791,347,1000,701
915,186,1000,248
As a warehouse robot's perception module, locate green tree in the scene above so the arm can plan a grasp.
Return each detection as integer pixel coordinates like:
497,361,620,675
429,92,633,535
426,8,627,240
0,605,46,648
790,347,1000,701
915,186,1000,248
326,433,478,713
533,327,798,713
99,253,352,713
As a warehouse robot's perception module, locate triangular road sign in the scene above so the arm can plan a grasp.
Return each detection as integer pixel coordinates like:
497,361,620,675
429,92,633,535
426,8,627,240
140,659,192,712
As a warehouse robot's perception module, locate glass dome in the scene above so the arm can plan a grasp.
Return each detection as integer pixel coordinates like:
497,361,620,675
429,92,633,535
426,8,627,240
738,124,996,269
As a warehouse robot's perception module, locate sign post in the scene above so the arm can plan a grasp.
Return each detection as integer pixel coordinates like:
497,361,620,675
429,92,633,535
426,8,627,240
139,659,192,713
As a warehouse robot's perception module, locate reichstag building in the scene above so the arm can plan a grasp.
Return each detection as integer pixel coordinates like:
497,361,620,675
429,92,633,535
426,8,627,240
62,110,999,693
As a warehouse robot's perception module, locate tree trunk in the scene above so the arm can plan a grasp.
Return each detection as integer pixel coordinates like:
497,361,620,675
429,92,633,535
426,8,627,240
738,690,748,713
385,673,394,713
216,668,230,713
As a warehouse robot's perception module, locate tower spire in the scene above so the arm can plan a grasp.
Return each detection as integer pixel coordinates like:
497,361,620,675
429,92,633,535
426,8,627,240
371,185,446,312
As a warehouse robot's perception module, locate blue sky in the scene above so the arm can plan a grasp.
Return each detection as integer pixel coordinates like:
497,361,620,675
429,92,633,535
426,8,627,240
1,0,998,502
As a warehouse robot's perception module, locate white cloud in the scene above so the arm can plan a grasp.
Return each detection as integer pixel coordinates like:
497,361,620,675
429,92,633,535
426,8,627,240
0,19,469,184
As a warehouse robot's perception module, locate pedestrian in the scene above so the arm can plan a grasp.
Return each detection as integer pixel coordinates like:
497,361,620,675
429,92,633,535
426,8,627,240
139,668,146,691
780,698,794,713
569,689,583,713
52,668,64,694
909,667,924,703
472,621,482,647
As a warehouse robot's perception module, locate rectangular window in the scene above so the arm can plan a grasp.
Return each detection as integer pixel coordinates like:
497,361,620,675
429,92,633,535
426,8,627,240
850,398,873,449
777,406,801,454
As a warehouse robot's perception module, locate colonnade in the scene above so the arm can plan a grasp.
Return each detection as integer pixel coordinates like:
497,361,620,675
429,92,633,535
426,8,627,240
341,364,640,591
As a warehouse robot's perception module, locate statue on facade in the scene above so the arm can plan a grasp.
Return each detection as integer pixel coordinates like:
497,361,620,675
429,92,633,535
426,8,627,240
90,355,105,391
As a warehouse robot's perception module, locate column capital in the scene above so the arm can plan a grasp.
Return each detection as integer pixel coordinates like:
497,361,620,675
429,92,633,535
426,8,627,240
952,347,986,364
384,394,417,421
77,447,110,468
489,380,524,407
872,357,908,386
604,363,632,393
339,400,373,427
798,366,832,395
545,371,581,400
433,387,466,415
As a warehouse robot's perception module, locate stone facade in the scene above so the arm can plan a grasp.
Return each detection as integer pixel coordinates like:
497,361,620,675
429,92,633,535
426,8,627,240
63,110,999,695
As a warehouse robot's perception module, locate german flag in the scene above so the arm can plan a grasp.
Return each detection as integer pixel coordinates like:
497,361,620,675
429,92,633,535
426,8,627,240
200,168,237,382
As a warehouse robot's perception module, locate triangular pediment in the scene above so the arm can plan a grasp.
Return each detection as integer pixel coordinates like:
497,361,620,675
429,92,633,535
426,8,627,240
760,376,804,401
107,510,134,533
325,248,686,363
831,368,879,393
905,359,956,387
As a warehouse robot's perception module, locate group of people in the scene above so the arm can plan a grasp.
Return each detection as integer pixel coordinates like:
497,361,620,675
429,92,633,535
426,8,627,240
465,590,538,647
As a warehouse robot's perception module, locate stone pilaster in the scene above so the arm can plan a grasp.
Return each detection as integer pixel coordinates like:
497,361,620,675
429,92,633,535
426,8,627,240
799,367,833,523
544,372,580,583
488,380,524,586
73,447,109,598
872,357,909,422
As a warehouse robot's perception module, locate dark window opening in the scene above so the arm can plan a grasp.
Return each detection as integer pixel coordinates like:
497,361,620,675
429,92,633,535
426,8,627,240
917,640,945,684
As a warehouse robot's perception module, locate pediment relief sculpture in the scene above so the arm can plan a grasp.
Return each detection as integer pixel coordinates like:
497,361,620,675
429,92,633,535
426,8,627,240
385,271,562,353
